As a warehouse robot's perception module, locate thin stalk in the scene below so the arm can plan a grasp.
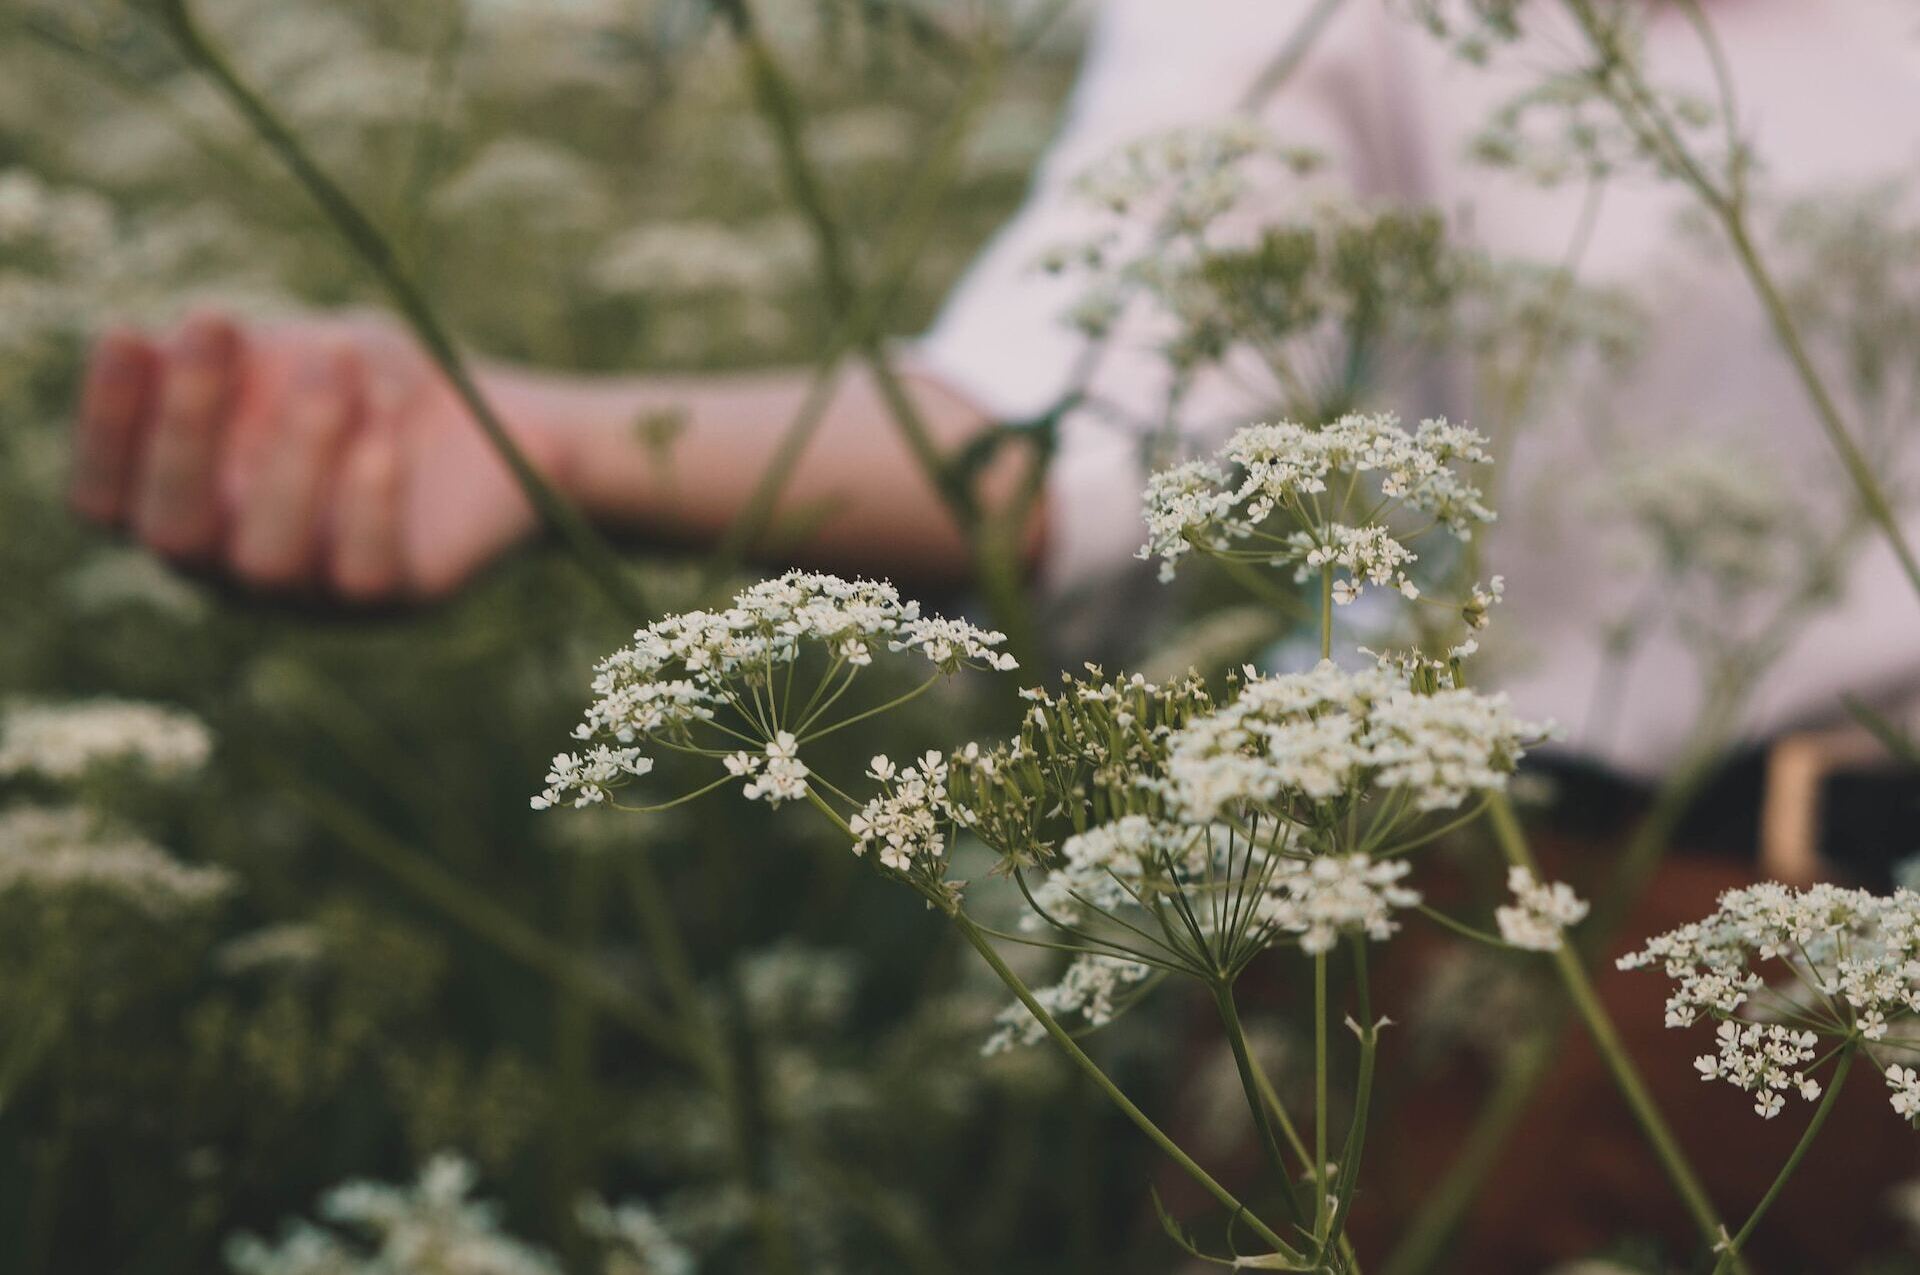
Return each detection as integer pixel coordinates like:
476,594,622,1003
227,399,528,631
1485,795,1743,1272
1710,1046,1854,1275
705,48,1005,576
1212,980,1310,1229
801,785,1296,1257
152,0,647,618
1322,937,1377,1261
1320,566,1334,659
1314,951,1330,1238
712,0,972,523
262,760,697,1065
1560,0,1920,605
951,912,1302,1262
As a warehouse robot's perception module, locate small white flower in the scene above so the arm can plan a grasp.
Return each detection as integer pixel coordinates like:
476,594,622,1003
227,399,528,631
849,753,952,873
0,805,231,917
740,731,809,806
983,952,1154,1053
536,572,1014,812
1621,882,1920,1123
1259,854,1422,954
1889,1065,1920,1121
1495,866,1589,952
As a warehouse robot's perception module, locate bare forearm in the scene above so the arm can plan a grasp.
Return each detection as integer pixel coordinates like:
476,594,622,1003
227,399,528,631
507,362,1042,583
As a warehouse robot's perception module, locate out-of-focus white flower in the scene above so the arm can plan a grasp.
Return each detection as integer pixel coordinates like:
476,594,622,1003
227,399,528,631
1494,866,1588,951
0,698,212,782
577,1196,695,1275
227,1154,561,1275
0,805,231,917
983,952,1154,1054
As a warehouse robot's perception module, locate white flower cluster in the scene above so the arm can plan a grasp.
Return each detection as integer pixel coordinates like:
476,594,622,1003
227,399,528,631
1494,867,1589,952
0,698,212,782
228,1154,558,1275
983,952,1154,1055
1694,1021,1821,1120
533,747,652,811
535,572,1013,810
1164,661,1539,821
1258,854,1421,955
0,805,232,918
1293,524,1422,605
228,1154,696,1275
1595,444,1800,601
848,752,952,872
1620,882,1920,1120
727,731,810,807
1890,1066,1920,1122
576,1196,695,1275
1023,815,1207,931
1139,414,1494,583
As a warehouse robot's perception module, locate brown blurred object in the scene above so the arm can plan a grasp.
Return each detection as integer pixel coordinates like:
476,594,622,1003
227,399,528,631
1369,851,1916,1271
1162,846,1920,1272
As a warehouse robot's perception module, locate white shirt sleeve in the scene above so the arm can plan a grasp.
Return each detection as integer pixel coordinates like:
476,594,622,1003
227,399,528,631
914,0,1406,594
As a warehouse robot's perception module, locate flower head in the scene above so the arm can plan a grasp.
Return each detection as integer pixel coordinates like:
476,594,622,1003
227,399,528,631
1620,882,1920,1121
1162,661,1540,822
1139,414,1494,594
535,572,1013,811
1259,853,1422,954
1495,866,1588,951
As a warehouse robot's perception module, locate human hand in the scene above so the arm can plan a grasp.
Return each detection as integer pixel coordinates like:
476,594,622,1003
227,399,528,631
69,310,576,603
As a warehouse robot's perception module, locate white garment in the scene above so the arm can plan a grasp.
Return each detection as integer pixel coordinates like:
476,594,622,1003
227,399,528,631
916,0,1920,776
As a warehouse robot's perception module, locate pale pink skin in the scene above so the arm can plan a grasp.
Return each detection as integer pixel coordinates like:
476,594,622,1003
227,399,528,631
69,310,1041,604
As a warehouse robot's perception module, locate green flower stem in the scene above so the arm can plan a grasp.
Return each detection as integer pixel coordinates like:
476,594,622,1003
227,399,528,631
712,0,975,525
1324,1016,1377,1265
1313,951,1330,1238
1212,980,1311,1229
951,912,1302,1263
1485,795,1744,1273
1710,1046,1854,1275
152,0,648,620
706,49,1005,578
1561,0,1920,605
1319,566,1334,660
263,760,698,1067
801,773,1298,1259
623,839,800,1275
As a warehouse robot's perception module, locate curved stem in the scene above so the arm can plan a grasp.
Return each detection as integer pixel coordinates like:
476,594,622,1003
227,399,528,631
152,0,647,619
1212,980,1310,1229
1711,1046,1854,1275
950,913,1301,1262
1313,951,1330,1238
1485,795,1743,1272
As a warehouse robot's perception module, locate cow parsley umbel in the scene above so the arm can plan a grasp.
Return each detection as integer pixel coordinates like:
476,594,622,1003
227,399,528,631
533,572,1014,811
1620,882,1920,1122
